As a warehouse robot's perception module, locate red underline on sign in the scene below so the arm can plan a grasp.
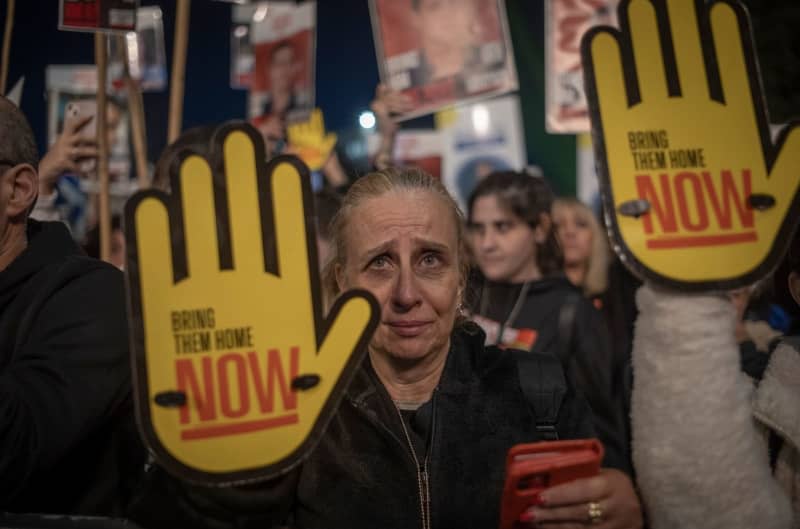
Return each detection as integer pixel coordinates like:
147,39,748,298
646,231,757,249
180,413,299,441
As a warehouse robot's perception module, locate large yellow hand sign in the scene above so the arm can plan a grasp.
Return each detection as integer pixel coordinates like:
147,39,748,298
582,0,800,290
124,123,378,484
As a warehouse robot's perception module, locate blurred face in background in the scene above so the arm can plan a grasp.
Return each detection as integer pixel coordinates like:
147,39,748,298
413,0,480,79
553,203,593,267
468,194,544,283
270,44,297,95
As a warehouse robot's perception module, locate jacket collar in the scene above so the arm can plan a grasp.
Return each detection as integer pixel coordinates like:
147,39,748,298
753,338,800,451
345,326,489,407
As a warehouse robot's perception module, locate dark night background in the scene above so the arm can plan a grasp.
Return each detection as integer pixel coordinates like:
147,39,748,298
1,0,798,195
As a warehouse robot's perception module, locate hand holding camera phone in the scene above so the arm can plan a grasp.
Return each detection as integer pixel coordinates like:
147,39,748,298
500,439,604,529
64,100,98,174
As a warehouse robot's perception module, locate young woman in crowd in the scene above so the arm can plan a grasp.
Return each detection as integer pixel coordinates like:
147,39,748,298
552,197,609,300
131,166,642,529
466,171,630,474
552,197,638,430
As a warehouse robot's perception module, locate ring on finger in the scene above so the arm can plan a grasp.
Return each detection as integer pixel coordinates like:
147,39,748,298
587,501,603,524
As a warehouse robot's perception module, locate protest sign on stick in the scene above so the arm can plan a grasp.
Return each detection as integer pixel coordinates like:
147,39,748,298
124,123,379,484
545,0,618,133
0,0,15,95
583,0,800,290
168,0,191,143
95,34,111,262
121,36,149,189
249,2,316,123
369,0,518,120
60,0,139,34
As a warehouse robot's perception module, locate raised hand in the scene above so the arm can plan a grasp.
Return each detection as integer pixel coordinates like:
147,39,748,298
582,0,800,290
286,109,338,172
124,124,378,484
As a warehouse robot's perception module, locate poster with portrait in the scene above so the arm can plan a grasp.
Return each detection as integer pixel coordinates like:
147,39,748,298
545,0,617,133
369,0,518,120
109,6,168,92
248,2,316,124
230,3,265,90
46,65,133,239
393,130,443,179
439,94,526,209
59,0,139,33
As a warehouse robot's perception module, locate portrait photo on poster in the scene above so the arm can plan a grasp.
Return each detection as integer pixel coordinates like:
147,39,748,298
369,0,519,120
248,2,316,123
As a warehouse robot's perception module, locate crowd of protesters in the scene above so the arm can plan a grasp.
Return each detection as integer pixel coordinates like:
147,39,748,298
0,42,797,529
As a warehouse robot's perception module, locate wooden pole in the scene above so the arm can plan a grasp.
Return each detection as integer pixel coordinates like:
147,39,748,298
0,0,16,94
168,0,191,143
120,36,149,189
95,33,111,262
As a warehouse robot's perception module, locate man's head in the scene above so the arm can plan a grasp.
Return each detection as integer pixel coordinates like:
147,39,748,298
0,96,39,225
0,97,39,270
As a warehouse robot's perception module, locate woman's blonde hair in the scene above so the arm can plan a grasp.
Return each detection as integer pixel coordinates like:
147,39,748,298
552,197,610,296
321,166,469,311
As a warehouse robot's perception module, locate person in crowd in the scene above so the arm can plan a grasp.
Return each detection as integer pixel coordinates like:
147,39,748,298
552,197,610,300
33,97,127,240
130,166,641,529
83,214,125,270
630,227,800,528
32,112,97,234
371,83,413,171
465,171,631,475
0,96,142,516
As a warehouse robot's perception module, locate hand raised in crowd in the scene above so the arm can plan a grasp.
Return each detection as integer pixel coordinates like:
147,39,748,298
370,84,413,170
521,468,643,529
38,114,98,195
370,83,413,132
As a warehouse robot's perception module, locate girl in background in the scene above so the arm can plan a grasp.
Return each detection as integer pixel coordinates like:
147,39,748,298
466,171,630,474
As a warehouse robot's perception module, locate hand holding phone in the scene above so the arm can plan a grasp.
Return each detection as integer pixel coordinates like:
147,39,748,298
65,100,98,140
500,439,603,529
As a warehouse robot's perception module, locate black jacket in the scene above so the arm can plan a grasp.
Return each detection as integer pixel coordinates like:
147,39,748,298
130,327,595,529
470,275,631,473
0,220,141,516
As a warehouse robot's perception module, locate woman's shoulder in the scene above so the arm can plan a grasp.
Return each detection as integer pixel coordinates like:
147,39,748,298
451,324,517,374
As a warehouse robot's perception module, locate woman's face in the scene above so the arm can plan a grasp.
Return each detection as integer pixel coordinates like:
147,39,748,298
336,190,462,362
468,194,540,283
554,205,593,267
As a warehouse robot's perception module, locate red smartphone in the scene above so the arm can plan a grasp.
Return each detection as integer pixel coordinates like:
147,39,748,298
500,439,604,529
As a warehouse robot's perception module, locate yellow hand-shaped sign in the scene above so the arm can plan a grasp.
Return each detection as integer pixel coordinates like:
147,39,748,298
287,108,338,171
124,123,379,484
582,0,800,290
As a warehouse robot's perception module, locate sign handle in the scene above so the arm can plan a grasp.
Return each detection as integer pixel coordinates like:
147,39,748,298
0,0,15,95
95,33,111,262
120,36,150,189
168,0,191,143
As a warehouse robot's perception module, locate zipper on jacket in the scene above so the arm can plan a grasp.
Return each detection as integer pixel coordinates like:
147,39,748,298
396,404,431,529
